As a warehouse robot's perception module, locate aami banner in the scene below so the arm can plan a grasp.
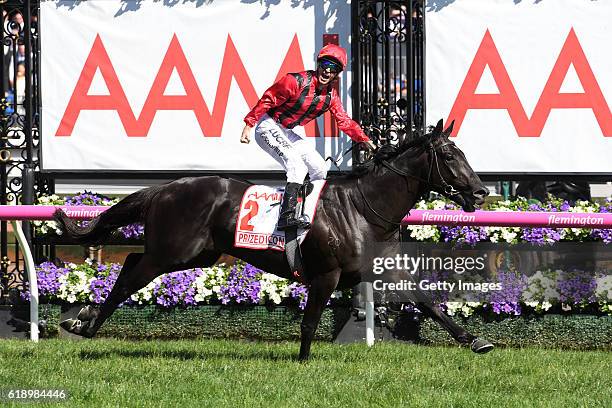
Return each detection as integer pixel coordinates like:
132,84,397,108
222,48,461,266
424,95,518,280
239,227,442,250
41,0,352,171
426,0,611,174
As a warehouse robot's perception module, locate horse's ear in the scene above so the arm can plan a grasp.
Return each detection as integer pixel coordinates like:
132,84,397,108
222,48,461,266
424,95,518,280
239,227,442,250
444,120,455,136
433,119,443,135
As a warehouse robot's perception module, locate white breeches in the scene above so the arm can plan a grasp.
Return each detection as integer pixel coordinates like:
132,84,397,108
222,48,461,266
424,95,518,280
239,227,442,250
254,115,329,184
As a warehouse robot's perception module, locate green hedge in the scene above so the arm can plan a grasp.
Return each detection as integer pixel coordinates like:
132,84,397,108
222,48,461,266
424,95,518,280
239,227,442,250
417,314,612,350
33,304,612,350
37,304,351,341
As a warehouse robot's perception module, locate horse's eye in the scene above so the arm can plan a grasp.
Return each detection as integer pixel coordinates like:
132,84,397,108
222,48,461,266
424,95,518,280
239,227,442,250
443,153,454,161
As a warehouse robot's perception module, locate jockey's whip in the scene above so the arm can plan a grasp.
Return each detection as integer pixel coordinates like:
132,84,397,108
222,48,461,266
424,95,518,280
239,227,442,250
325,145,356,171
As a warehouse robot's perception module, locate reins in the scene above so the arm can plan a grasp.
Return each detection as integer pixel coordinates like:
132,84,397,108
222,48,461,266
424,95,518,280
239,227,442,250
357,139,461,228
325,145,355,171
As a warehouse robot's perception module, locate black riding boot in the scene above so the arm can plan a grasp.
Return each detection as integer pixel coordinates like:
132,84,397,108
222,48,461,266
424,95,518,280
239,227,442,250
277,182,310,231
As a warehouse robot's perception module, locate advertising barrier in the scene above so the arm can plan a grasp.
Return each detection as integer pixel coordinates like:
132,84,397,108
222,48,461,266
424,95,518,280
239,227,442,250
41,0,352,171
426,0,612,174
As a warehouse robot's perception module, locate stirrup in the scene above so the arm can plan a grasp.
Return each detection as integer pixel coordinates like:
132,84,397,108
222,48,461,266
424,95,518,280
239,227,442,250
277,217,310,231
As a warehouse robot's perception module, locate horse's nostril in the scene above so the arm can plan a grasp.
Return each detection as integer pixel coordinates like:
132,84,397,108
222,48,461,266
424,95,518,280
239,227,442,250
474,188,488,197
473,188,489,205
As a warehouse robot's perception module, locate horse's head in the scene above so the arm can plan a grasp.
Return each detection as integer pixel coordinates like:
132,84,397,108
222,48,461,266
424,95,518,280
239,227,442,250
423,119,488,212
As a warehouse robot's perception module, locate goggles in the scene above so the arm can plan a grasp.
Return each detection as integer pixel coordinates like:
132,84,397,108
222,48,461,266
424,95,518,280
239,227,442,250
317,58,342,74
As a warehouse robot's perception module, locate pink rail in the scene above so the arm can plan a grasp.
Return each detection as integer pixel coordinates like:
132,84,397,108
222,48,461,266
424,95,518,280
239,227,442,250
0,205,108,221
402,209,612,229
0,205,611,229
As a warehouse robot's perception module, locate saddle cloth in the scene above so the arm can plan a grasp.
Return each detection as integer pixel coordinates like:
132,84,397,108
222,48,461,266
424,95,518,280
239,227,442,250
234,180,326,251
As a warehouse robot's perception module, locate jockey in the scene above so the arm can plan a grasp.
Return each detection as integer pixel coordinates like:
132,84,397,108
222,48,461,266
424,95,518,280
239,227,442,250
240,44,376,230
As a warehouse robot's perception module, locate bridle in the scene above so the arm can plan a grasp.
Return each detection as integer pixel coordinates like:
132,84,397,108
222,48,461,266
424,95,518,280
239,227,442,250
357,139,462,227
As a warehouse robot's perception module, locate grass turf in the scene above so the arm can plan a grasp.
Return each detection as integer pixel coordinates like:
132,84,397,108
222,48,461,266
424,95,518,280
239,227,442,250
0,339,609,407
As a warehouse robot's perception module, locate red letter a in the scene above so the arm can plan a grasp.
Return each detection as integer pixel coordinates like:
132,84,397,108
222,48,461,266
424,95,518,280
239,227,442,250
56,34,137,136
446,29,529,137
528,28,611,137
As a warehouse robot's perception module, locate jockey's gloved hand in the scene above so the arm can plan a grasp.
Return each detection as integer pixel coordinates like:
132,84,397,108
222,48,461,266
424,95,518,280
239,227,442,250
361,140,377,152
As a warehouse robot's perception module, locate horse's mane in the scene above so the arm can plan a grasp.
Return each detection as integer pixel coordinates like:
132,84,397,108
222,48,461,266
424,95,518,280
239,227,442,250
343,131,433,179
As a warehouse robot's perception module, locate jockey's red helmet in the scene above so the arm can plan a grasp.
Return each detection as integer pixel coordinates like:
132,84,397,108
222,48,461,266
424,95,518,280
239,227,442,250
317,44,347,71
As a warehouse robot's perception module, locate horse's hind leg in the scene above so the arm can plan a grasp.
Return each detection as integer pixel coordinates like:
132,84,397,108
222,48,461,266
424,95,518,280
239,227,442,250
61,252,153,337
61,250,219,338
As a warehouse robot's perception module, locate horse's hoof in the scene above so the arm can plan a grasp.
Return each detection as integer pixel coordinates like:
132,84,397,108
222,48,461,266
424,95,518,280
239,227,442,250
60,318,83,334
60,318,95,338
77,305,98,321
471,338,494,354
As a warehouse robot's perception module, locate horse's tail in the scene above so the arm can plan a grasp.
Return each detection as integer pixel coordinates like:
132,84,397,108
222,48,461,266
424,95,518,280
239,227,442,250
52,185,165,245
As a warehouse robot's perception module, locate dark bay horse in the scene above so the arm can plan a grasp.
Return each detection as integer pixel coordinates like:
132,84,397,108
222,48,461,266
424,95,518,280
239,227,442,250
55,119,493,360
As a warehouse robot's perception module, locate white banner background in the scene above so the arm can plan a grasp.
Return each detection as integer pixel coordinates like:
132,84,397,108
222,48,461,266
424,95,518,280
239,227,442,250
41,0,352,171
426,0,612,174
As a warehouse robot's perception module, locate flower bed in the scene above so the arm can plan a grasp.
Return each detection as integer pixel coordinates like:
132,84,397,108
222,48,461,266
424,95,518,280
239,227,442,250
20,258,611,320
20,260,346,310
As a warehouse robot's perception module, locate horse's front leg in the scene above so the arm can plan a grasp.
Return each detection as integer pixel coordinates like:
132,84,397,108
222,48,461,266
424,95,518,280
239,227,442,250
411,290,494,353
298,268,341,361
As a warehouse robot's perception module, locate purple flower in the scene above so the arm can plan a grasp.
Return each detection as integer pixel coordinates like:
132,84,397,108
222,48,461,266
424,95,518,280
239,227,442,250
521,227,562,245
218,263,262,305
488,271,528,316
440,226,489,245
591,200,612,244
118,223,145,239
287,282,309,310
557,271,597,305
89,271,118,304
64,191,115,206
20,262,69,300
152,269,203,307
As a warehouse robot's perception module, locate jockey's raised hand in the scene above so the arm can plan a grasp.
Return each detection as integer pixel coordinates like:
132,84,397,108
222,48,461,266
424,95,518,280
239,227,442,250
240,125,252,144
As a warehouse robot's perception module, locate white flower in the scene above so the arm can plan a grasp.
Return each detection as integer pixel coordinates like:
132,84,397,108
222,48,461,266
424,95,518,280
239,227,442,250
595,275,612,301
416,200,429,210
407,225,439,242
445,302,463,317
432,200,446,210
460,304,474,317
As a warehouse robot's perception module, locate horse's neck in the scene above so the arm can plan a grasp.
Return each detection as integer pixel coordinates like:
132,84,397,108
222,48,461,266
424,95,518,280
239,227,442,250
359,152,429,227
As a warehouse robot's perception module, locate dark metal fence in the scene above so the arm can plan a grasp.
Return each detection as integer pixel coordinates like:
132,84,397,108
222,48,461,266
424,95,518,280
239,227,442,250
352,0,425,154
0,0,50,303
